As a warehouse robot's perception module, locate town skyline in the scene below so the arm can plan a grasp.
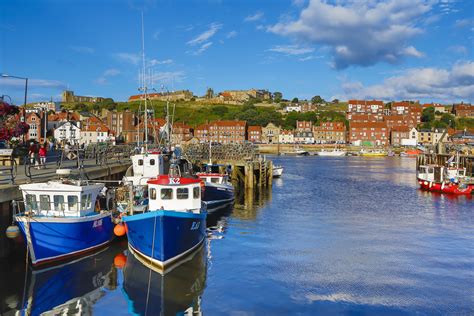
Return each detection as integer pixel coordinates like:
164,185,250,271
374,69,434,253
1,0,473,105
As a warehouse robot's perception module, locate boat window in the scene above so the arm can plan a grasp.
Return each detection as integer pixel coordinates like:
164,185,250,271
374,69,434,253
68,196,79,211
138,159,143,166
428,167,434,173
150,188,157,200
211,177,219,183
54,195,65,211
193,186,200,199
161,188,173,200
25,194,37,211
177,188,189,199
39,195,51,211
81,194,88,209
149,159,155,166
87,194,92,208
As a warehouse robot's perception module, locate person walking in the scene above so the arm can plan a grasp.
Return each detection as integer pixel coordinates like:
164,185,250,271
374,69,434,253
39,143,47,169
28,142,39,169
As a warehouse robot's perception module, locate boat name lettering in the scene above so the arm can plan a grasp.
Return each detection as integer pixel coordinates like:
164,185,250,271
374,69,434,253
92,219,103,228
191,222,200,230
169,178,180,184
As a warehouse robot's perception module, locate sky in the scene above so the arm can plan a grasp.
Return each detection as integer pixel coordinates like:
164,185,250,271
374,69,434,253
0,0,473,105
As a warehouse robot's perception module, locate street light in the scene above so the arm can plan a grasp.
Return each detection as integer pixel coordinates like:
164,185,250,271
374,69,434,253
1,73,28,143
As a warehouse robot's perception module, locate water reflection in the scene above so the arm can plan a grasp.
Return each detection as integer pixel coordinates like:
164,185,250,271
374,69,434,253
232,187,272,220
123,244,207,315
19,244,121,316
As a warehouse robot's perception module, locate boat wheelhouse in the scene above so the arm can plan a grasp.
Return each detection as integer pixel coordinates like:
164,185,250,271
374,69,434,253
122,173,206,273
123,152,166,186
196,164,235,214
272,165,284,178
14,170,114,266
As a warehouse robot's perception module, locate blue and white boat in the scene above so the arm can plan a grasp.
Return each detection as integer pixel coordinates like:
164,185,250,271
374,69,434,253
14,169,114,267
196,165,235,214
122,167,207,273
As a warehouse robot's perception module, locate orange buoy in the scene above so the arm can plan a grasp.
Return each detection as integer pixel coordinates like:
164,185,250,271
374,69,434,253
113,253,127,268
114,223,126,237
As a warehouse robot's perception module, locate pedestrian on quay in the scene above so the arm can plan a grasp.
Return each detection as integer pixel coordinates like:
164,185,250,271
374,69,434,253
28,141,39,168
49,140,54,152
39,143,47,169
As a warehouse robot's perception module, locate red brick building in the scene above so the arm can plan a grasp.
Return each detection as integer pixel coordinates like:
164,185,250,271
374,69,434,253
312,122,346,144
194,124,210,142
390,126,411,146
349,121,389,146
203,120,247,144
171,122,193,144
384,115,418,130
347,114,381,122
296,120,313,132
347,100,384,121
453,103,474,117
247,125,262,143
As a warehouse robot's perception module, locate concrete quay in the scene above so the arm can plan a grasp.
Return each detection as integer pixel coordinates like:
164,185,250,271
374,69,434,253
0,157,131,259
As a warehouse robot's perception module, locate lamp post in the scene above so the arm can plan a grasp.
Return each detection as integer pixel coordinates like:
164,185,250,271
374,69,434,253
1,74,28,143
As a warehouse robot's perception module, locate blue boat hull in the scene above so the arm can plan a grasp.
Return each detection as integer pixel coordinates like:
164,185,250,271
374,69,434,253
202,183,234,213
16,212,114,266
123,210,207,271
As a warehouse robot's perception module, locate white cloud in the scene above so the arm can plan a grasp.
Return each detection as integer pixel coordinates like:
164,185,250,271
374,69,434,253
448,45,468,55
194,42,213,55
115,52,140,65
292,0,306,8
298,55,323,62
70,46,94,54
187,23,222,46
152,71,186,84
95,68,121,85
103,68,121,77
336,61,474,102
268,45,314,55
0,78,66,90
268,0,431,69
455,19,473,28
226,31,238,39
149,59,173,66
244,12,264,22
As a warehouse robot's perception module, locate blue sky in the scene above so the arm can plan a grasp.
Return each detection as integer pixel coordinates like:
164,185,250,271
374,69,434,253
0,0,473,105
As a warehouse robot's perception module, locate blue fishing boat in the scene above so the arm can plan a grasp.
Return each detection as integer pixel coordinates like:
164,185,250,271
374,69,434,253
122,166,207,272
13,169,114,267
196,164,235,214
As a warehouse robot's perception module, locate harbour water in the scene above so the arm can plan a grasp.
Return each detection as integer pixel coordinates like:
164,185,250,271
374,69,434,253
1,156,473,315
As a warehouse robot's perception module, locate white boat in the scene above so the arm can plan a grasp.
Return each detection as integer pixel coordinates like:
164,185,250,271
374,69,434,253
272,165,284,177
317,149,346,157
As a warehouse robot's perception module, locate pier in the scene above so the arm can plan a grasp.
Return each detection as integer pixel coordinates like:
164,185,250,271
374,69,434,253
182,143,273,189
0,145,133,258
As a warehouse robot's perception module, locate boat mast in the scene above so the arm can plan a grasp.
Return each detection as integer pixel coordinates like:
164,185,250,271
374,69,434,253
141,11,148,152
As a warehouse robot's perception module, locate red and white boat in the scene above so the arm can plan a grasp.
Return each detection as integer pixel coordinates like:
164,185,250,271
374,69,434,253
417,164,473,195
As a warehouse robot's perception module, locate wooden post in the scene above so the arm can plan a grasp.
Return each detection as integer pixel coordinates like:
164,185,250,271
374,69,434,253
267,160,273,187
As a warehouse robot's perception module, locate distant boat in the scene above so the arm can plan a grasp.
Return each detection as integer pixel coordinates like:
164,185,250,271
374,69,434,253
400,149,421,157
13,169,114,267
272,165,284,177
282,146,309,156
317,149,346,157
359,149,387,157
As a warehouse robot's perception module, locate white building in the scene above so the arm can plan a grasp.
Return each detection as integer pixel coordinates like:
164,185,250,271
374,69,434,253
294,131,314,144
54,121,81,145
80,124,111,145
285,105,301,113
401,127,418,146
279,130,295,144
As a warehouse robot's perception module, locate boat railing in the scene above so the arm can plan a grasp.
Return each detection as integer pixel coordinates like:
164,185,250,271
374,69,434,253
11,199,102,217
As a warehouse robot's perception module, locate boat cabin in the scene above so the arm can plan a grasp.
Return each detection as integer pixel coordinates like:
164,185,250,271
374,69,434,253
196,173,228,185
417,164,466,183
131,153,165,178
19,181,104,217
147,175,202,214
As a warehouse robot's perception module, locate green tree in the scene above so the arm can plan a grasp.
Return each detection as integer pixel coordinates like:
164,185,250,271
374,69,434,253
421,107,435,123
440,113,455,127
211,105,228,116
311,95,324,104
291,97,299,104
273,92,282,103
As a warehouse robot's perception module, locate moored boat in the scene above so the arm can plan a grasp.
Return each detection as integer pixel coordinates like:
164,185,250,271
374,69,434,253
272,165,284,177
417,164,473,195
196,165,234,214
13,169,114,267
122,164,207,273
317,149,346,157
360,149,387,157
